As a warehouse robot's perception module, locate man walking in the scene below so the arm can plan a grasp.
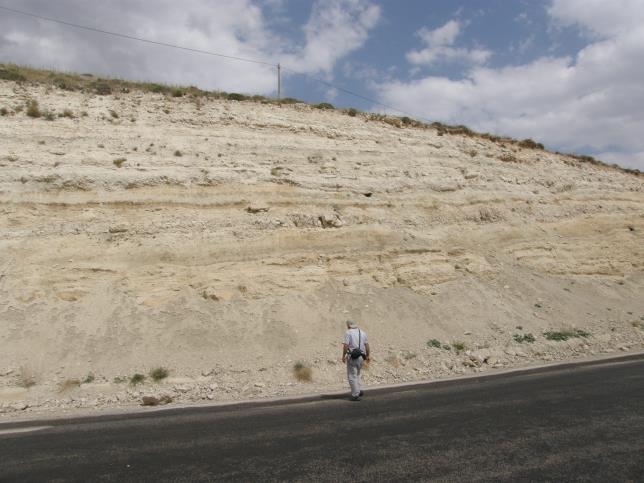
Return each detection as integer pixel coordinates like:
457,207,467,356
342,320,370,401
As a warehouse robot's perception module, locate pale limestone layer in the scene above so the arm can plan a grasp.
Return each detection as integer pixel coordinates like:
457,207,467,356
0,81,643,415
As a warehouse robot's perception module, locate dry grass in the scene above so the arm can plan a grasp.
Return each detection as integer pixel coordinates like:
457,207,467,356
17,366,37,388
59,378,81,392
293,362,312,382
149,367,169,381
113,157,126,167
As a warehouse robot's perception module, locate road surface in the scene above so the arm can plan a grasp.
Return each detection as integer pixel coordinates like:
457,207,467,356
1,356,643,482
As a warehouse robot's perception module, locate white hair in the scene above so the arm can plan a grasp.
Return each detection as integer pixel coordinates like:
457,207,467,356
346,320,357,328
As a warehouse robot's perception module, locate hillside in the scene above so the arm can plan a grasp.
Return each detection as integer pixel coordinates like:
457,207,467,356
1,71,643,415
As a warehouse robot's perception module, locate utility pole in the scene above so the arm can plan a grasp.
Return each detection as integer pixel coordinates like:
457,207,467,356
277,63,281,100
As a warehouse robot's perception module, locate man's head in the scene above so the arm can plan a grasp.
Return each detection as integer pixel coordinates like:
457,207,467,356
346,319,357,329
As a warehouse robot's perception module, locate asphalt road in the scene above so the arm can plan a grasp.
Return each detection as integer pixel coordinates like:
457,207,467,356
1,356,643,482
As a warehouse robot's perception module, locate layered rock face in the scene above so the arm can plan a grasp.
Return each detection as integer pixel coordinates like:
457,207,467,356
0,79,642,413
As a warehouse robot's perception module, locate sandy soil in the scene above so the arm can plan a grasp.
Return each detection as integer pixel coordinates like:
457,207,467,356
1,79,643,417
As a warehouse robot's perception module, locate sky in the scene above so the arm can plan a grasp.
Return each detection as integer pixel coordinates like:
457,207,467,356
1,0,643,170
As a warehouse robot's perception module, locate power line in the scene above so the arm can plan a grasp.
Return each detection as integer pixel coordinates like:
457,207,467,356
0,4,430,122
0,4,274,67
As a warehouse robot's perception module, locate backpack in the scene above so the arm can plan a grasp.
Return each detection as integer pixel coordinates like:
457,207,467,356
349,329,365,359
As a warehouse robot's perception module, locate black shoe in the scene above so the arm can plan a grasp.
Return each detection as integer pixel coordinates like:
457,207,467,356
359,390,364,397
350,396,361,401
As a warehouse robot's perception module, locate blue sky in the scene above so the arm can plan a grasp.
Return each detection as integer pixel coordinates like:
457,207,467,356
1,0,643,170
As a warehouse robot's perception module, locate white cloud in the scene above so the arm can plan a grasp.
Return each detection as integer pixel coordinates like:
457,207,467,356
377,1,644,170
282,0,380,75
0,0,380,94
406,19,491,67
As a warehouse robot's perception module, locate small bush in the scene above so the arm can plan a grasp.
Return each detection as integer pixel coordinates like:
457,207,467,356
113,376,127,384
91,81,112,95
293,362,312,382
148,83,170,94
172,89,184,97
279,97,301,104
60,109,74,118
109,109,119,119
427,338,442,348
44,111,56,121
26,100,41,118
451,341,466,353
345,108,358,117
150,367,169,381
518,138,544,150
499,153,517,163
544,329,590,341
0,67,26,82
82,373,95,384
113,158,126,167
227,93,247,101
314,102,334,110
130,373,146,385
513,333,536,344
0,107,8,116
174,150,182,157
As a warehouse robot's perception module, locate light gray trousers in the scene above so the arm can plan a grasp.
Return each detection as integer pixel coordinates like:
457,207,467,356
346,357,364,397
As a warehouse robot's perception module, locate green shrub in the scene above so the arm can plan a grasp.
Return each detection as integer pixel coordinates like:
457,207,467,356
451,341,466,353
82,373,95,384
91,81,112,95
427,338,442,348
314,102,334,110
513,333,536,343
44,111,56,121
0,67,26,82
113,158,126,167
130,373,146,385
518,138,544,150
172,89,184,97
544,329,590,341
346,108,358,117
150,367,169,381
227,93,247,101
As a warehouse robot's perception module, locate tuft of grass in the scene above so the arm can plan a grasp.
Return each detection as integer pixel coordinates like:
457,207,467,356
113,157,126,167
427,338,442,349
172,89,184,97
44,111,56,121
149,367,169,382
113,376,127,384
513,333,536,344
59,109,74,118
451,341,466,353
26,100,41,118
82,373,95,384
174,150,183,157
109,109,119,119
293,362,312,382
544,329,590,341
130,373,146,385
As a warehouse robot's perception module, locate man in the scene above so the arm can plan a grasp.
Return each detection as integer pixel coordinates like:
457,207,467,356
342,320,370,401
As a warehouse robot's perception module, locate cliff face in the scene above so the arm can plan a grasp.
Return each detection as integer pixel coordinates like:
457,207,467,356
1,78,643,413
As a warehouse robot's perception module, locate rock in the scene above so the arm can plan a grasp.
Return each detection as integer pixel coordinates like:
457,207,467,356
246,204,269,214
515,350,528,358
108,225,128,233
201,369,214,377
141,395,173,406
254,382,265,388
209,383,219,391
619,346,629,351
319,213,343,228
11,402,28,411
207,394,215,400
